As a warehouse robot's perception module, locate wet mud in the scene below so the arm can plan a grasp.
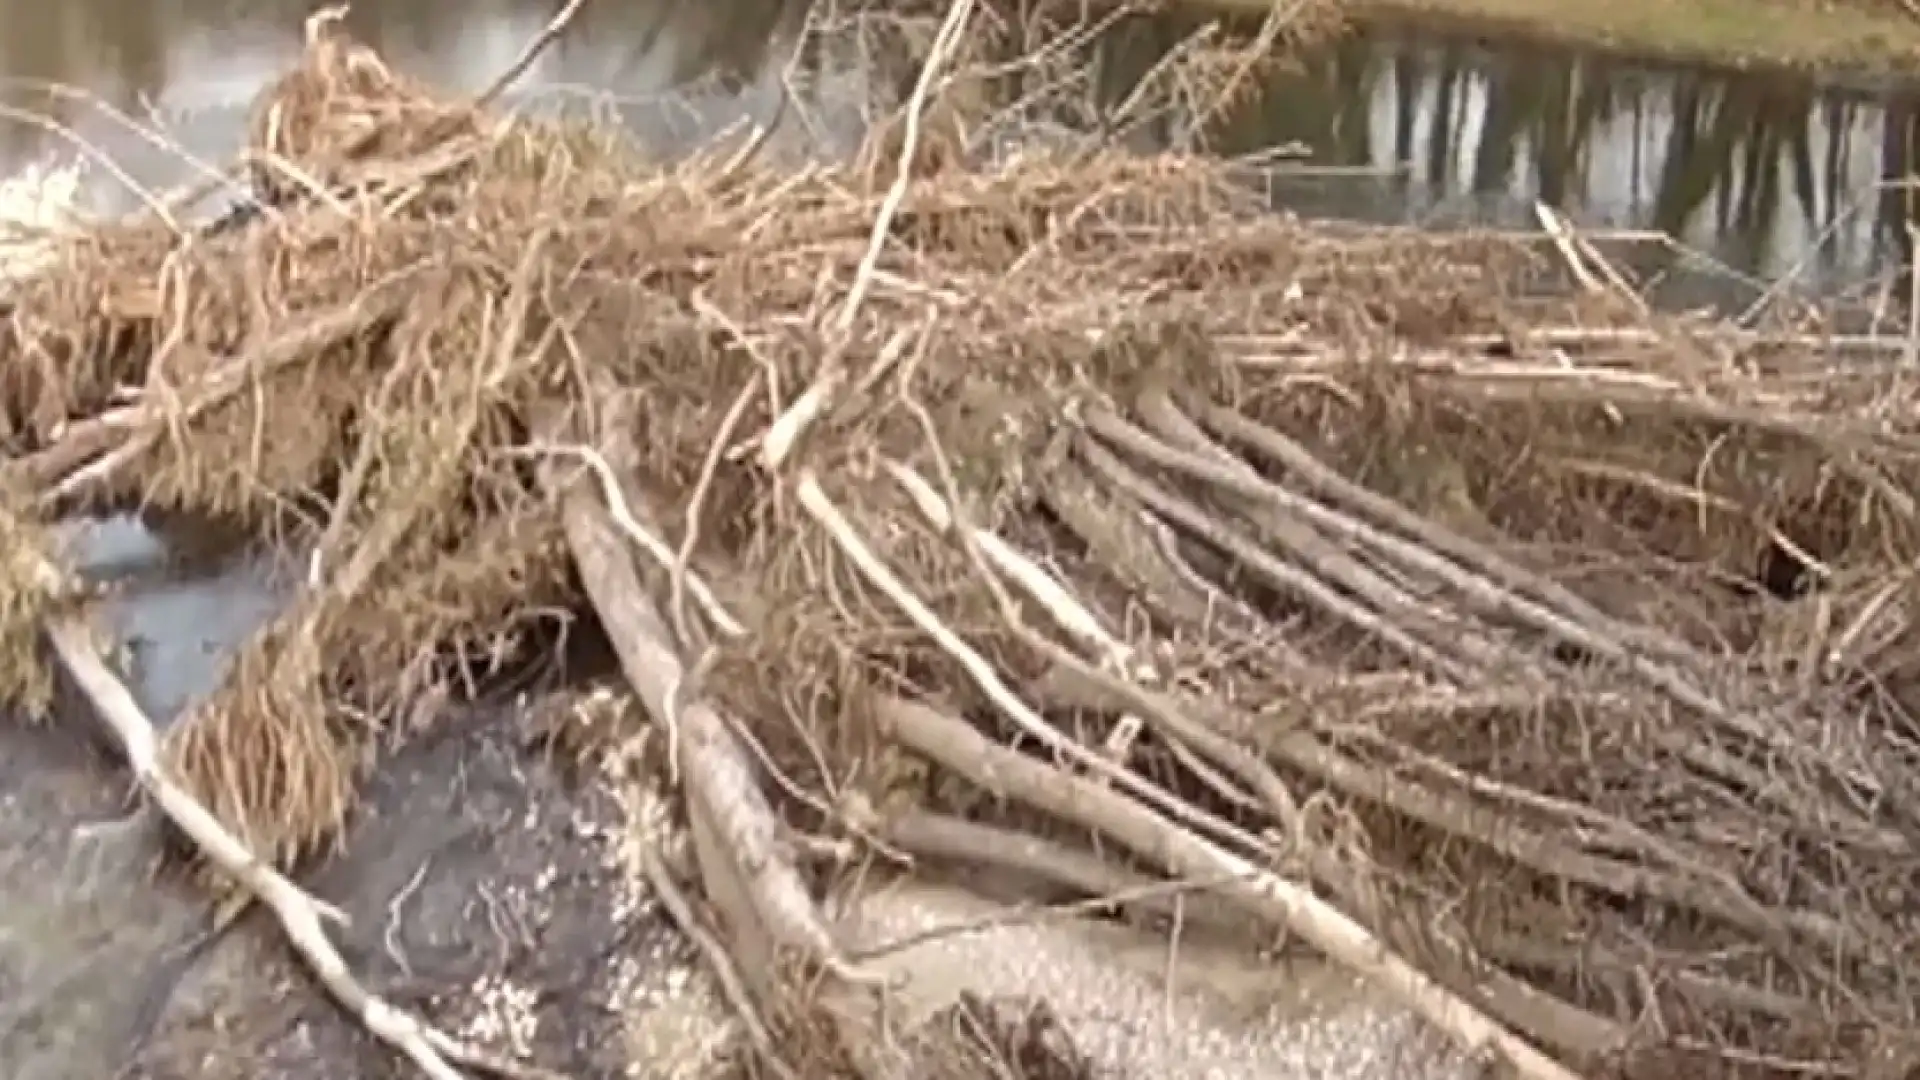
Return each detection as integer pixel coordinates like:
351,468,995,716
0,528,715,1080
129,705,652,1080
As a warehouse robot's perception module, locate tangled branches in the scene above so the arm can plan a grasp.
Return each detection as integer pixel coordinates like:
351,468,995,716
1,5,1917,1078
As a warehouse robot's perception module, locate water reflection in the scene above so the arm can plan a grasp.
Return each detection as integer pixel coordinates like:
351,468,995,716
1215,30,1907,303
0,0,1917,303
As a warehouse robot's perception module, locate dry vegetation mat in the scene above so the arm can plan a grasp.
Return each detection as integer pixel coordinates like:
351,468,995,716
3,3,1919,1079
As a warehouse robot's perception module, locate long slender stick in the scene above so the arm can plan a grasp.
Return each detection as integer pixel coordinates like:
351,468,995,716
44,615,479,1080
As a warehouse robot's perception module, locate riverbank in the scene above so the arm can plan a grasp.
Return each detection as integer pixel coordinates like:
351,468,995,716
1216,0,1920,80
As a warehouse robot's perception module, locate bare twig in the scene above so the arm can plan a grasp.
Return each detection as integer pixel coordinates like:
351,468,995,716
515,442,744,639
757,0,976,471
472,0,591,111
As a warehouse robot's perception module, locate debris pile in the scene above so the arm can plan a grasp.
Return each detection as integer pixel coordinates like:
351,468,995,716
4,6,1918,1079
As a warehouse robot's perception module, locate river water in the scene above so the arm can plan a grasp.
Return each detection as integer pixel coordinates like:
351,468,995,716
2,0,1918,313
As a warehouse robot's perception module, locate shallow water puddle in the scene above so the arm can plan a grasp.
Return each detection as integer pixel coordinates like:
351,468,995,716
57,516,293,728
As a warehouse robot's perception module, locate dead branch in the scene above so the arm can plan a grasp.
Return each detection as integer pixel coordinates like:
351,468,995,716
1074,433,1473,681
876,695,1589,1080
876,807,1261,937
12,277,414,502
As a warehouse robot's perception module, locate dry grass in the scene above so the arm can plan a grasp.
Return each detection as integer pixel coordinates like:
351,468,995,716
3,2,1919,1078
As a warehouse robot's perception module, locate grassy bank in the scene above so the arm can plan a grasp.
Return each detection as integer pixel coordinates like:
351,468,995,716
1216,0,1920,78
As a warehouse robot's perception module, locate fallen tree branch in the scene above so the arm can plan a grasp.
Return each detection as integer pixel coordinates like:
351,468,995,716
795,467,1272,860
1124,669,1839,955
884,458,1138,673
543,402,872,989
517,440,743,640
876,695,1589,1080
1038,458,1297,655
880,457,1307,848
1074,433,1471,682
1079,411,1880,872
16,273,416,505
873,809,1258,937
1171,398,1892,825
469,0,588,112
1103,399,1526,676
1185,394,1693,663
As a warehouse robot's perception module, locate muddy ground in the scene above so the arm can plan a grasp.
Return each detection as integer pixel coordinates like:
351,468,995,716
0,522,1467,1080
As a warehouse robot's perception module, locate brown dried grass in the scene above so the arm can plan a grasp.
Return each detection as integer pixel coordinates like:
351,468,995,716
0,3,1916,1077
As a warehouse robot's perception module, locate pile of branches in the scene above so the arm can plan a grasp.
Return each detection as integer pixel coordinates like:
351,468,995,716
3,4,1918,1079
